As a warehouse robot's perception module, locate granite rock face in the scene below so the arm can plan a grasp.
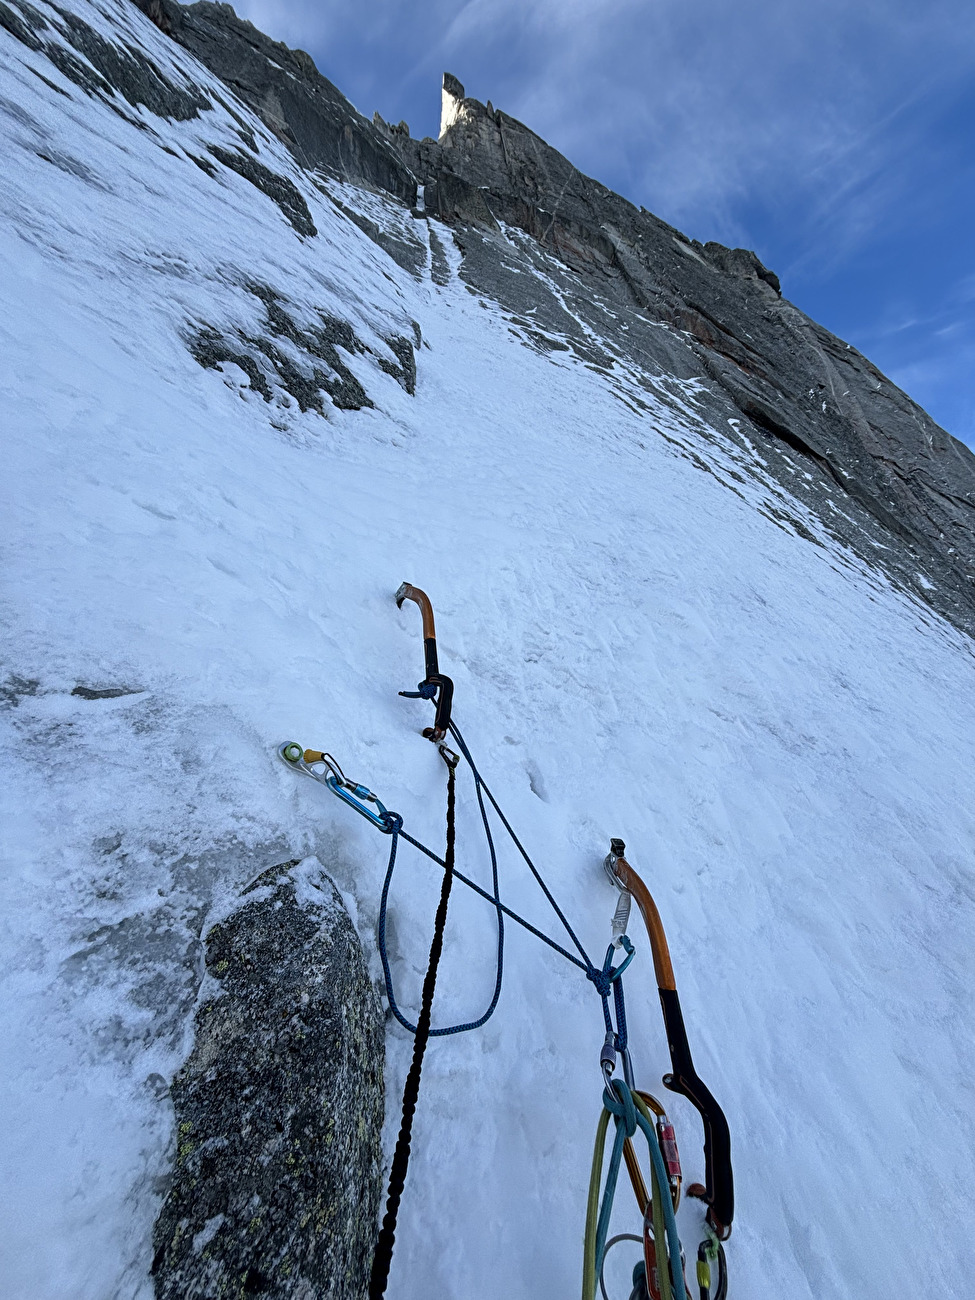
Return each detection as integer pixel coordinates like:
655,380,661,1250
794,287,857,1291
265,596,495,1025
127,4,975,634
391,77,975,632
151,861,384,1300
132,0,415,202
2,0,211,118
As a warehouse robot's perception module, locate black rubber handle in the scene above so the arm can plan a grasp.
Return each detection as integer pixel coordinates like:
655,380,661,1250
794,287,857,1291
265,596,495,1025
423,636,439,680
658,987,734,1235
421,673,454,742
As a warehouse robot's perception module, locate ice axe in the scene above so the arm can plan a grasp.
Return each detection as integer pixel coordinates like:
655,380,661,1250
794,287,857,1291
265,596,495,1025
395,582,454,742
605,838,734,1239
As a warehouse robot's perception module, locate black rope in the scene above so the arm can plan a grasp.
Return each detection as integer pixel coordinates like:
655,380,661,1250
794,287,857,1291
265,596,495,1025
398,827,588,971
369,750,457,1300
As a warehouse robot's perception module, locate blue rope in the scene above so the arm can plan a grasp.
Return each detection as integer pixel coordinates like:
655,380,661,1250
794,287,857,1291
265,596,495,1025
376,802,504,1037
614,977,628,1054
365,712,617,1035
449,720,597,973
589,939,635,1054
397,825,588,971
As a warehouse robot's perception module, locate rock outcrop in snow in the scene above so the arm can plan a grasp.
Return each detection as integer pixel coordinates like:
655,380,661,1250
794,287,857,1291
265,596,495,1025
152,862,383,1300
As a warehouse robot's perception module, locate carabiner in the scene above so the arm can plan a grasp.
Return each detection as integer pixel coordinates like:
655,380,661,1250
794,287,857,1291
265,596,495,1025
278,742,393,831
600,1032,617,1094
602,935,636,982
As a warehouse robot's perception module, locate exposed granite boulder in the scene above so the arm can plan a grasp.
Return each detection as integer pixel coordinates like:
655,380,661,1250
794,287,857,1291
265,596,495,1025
151,859,384,1300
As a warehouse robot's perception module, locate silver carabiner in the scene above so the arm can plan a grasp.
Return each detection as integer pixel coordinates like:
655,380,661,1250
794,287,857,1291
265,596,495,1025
600,1030,617,1097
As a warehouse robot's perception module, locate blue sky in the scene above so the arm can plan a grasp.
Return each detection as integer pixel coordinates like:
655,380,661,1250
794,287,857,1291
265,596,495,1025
236,0,975,447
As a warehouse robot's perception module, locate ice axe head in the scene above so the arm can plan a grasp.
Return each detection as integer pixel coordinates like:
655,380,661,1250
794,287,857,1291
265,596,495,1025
604,837,626,889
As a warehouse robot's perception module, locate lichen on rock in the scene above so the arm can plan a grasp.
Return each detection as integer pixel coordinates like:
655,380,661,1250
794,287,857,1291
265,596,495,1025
151,859,384,1300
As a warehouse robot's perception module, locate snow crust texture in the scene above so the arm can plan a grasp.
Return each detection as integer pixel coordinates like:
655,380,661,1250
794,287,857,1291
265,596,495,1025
2,3,975,1299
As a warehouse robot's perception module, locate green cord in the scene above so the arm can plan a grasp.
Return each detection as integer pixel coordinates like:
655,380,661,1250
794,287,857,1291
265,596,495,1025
583,1108,612,1300
646,1115,673,1300
632,1094,674,1300
583,1089,687,1300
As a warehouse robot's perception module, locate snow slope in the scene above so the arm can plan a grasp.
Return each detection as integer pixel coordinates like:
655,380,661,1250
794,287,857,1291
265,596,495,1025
2,2,974,1296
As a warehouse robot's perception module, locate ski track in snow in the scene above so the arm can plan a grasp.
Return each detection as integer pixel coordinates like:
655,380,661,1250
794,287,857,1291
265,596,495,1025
1,3,974,1297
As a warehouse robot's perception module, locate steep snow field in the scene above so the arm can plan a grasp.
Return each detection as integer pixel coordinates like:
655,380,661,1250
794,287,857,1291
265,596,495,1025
2,3,974,1297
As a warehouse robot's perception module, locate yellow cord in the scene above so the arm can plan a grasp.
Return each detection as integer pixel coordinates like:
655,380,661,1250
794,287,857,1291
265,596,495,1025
582,1108,611,1300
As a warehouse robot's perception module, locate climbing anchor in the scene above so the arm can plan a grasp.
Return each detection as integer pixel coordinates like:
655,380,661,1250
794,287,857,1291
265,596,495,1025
278,742,393,831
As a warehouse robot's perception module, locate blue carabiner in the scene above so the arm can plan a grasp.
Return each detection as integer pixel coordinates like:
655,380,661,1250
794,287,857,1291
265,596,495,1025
325,774,392,830
608,934,636,981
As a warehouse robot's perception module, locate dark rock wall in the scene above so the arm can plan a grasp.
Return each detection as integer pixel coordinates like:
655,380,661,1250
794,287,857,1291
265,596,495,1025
125,2,975,634
132,0,415,201
152,862,384,1300
391,82,975,630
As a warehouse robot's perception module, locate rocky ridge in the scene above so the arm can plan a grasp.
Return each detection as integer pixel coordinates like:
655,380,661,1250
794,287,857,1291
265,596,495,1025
386,78,975,636
128,0,975,636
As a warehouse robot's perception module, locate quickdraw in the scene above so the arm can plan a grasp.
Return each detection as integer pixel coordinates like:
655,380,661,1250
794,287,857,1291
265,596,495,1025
278,744,394,830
